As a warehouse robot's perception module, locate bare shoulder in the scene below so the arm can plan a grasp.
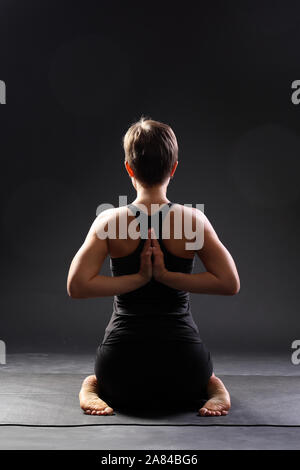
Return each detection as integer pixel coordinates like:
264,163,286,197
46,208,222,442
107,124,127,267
91,205,135,240
170,203,207,231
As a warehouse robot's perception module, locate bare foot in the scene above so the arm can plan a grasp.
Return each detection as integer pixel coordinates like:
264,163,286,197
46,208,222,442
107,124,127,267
199,374,231,417
79,375,114,415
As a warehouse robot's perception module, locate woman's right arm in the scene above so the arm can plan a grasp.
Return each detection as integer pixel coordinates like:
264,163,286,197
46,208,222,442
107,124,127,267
67,214,152,299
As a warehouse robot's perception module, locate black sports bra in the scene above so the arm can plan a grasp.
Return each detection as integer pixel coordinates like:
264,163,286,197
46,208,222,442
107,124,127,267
101,201,202,345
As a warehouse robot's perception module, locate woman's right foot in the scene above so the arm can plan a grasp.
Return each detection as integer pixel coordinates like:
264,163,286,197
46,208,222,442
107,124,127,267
198,374,231,417
79,375,114,415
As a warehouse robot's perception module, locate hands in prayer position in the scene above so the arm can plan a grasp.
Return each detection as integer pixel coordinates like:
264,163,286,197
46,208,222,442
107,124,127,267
138,228,168,284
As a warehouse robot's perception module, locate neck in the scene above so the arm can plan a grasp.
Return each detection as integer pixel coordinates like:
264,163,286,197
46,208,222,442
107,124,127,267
132,182,170,206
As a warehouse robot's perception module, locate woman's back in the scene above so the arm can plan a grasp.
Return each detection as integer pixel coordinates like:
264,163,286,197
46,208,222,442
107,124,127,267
101,201,202,345
107,202,197,260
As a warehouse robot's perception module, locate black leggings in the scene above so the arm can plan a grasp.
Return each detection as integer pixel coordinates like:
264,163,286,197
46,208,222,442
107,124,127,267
94,340,213,411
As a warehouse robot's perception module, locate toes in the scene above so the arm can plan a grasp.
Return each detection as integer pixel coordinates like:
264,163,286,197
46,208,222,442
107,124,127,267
199,407,226,417
100,407,114,415
104,407,114,415
84,406,114,416
82,406,114,416
199,408,211,416
207,409,222,416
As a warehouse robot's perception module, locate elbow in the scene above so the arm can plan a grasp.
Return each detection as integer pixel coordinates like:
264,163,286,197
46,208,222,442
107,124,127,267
226,285,240,296
67,280,87,299
68,290,84,299
224,278,240,296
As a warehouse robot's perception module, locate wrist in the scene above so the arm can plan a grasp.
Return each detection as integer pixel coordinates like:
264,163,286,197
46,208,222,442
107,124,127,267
136,272,151,286
155,268,170,284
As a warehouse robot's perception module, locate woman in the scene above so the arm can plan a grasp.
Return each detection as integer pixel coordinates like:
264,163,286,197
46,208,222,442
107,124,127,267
67,117,240,417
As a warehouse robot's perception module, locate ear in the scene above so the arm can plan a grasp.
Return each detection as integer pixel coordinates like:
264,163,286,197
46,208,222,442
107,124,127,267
170,160,178,178
124,160,134,178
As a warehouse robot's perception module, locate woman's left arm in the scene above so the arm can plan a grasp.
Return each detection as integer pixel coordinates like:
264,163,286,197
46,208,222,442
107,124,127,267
152,211,240,296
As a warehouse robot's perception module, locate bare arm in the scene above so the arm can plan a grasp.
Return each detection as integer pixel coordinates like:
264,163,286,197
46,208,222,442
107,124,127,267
155,210,240,295
67,214,153,299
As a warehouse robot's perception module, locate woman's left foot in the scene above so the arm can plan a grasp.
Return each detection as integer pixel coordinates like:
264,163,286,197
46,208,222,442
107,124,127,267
79,375,114,415
199,374,231,417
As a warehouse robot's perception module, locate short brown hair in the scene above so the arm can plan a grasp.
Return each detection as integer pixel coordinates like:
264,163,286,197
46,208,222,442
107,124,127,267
123,115,178,187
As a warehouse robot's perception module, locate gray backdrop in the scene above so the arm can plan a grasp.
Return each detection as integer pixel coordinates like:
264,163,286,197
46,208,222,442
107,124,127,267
0,0,299,354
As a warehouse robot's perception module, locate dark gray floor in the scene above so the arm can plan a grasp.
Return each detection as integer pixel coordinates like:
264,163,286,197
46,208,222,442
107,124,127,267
1,426,300,450
1,352,298,375
0,353,299,450
1,373,299,426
